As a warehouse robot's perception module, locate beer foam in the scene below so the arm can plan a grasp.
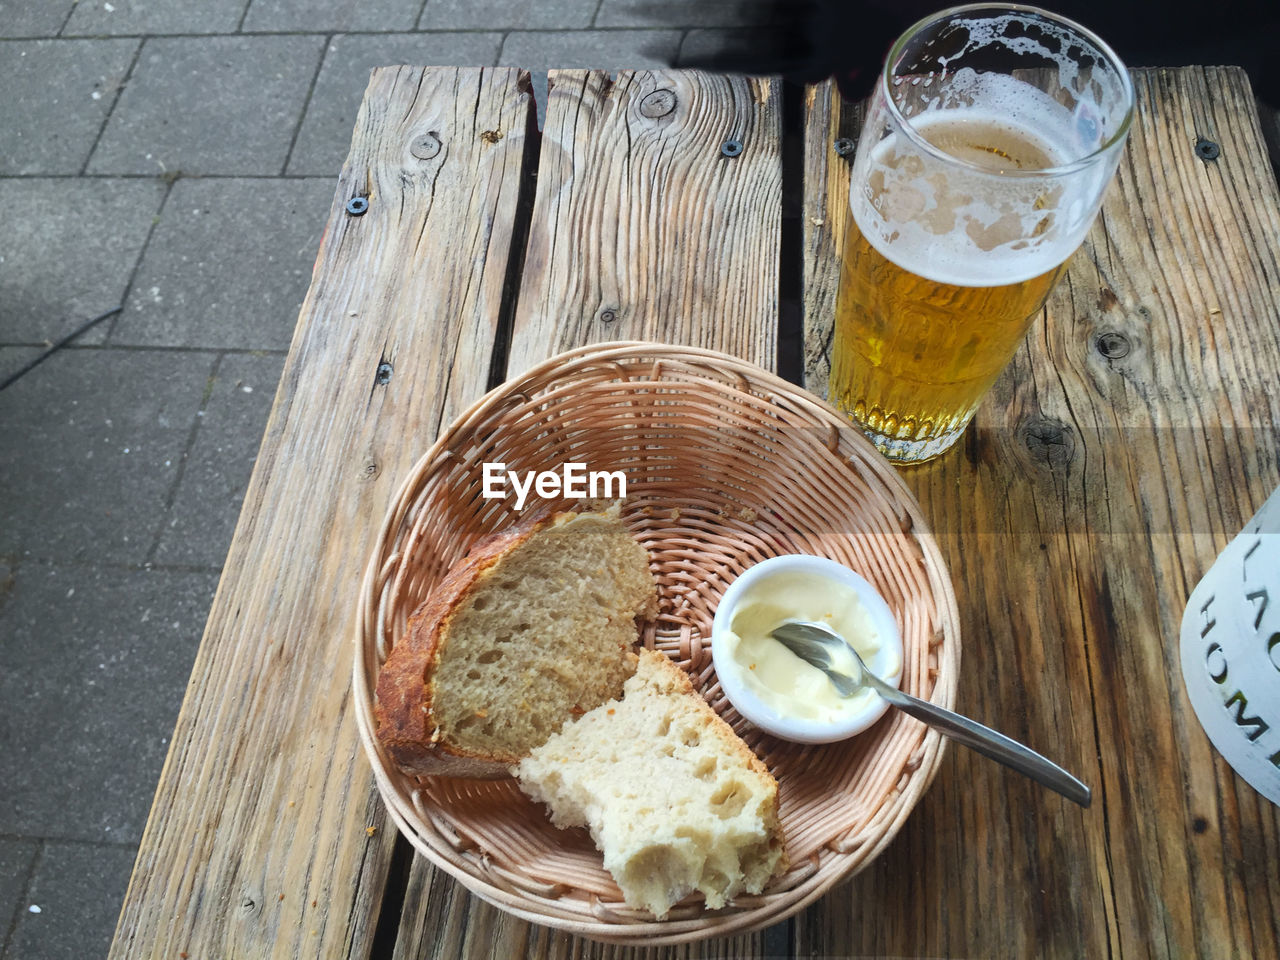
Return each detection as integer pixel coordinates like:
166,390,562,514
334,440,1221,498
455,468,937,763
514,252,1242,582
851,107,1105,287
853,9,1130,287
934,12,1114,121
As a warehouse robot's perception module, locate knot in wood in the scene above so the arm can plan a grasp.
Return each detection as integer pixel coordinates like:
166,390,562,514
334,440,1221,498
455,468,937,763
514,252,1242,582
375,361,393,385
1022,417,1075,469
1095,331,1131,359
239,886,263,915
598,309,617,324
411,132,441,160
639,89,677,118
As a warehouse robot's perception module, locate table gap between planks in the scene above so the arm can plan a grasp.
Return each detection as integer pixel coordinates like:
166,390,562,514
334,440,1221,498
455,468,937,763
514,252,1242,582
110,65,1280,959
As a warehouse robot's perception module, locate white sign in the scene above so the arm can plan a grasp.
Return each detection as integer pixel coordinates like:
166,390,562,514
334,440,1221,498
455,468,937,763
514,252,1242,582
1180,484,1280,806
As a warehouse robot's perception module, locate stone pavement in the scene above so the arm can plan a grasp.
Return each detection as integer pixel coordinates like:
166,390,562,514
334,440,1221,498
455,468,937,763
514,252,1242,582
0,2,774,956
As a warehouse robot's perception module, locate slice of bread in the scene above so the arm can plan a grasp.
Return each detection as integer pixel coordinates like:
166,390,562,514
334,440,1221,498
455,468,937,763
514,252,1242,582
375,505,658,778
516,649,788,918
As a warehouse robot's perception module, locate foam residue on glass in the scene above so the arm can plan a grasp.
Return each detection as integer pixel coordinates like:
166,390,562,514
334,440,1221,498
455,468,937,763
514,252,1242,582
853,8,1133,286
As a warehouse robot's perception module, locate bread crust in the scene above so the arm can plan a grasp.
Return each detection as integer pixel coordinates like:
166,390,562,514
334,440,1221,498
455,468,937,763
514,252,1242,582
374,512,550,779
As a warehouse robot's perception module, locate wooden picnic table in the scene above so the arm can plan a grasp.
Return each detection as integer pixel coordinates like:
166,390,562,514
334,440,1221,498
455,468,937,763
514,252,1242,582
109,65,1280,958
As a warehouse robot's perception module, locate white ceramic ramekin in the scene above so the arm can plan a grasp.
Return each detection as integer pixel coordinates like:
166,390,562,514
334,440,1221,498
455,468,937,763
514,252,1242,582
710,554,904,743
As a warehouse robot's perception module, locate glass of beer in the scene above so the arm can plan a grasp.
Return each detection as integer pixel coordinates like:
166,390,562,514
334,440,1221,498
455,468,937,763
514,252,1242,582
831,4,1134,463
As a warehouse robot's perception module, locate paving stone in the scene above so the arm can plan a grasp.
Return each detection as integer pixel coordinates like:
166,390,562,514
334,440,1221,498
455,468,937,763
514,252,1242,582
0,39,139,175
287,32,504,176
0,1,76,38
0,838,38,951
499,29,683,72
0,347,44,392
0,555,13,609
0,347,214,565
87,35,325,176
110,178,335,349
595,0,777,29
63,0,248,36
0,563,219,844
242,0,421,33
0,178,166,347
418,0,596,30
530,71,550,128
5,841,138,960
152,352,283,568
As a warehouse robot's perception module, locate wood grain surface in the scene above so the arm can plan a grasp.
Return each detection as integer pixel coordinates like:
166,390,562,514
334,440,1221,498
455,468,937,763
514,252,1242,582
507,69,780,372
109,66,535,959
388,67,785,960
801,66,1280,958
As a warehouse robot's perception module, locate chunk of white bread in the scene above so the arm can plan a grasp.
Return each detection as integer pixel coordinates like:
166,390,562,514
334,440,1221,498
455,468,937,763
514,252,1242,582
516,649,787,918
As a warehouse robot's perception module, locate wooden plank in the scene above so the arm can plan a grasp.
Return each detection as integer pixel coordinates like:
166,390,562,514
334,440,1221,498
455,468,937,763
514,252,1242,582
109,66,535,959
508,69,780,371
799,81,861,403
391,68,784,959
800,67,1280,957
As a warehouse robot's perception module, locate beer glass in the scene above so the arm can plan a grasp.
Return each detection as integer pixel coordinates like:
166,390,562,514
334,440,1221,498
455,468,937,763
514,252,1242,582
831,4,1134,463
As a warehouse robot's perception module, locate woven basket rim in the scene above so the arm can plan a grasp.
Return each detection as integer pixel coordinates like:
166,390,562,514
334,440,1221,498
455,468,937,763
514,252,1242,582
352,341,961,944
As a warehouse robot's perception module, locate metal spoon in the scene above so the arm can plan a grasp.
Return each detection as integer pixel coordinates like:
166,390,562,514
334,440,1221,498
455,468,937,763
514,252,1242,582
770,620,1092,808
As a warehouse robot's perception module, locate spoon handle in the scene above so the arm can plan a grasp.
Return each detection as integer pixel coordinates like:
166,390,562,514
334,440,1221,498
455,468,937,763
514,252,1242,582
865,674,1092,808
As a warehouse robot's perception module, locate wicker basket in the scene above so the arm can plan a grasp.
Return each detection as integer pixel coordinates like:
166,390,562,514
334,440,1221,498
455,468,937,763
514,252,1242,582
353,342,960,944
